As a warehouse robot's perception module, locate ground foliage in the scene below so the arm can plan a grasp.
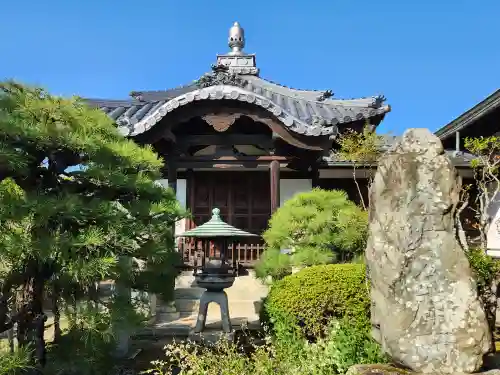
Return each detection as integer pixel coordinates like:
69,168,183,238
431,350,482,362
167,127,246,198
146,264,386,375
0,81,184,372
256,189,368,280
146,321,387,375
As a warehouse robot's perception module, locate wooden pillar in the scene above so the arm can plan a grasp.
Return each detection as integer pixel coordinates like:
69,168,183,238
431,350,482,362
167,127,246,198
167,158,177,193
311,164,320,188
270,160,280,214
186,169,195,230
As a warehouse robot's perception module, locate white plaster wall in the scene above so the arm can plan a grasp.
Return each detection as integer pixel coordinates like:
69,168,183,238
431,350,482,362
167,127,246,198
487,192,500,250
279,179,312,207
155,179,187,236
153,179,188,314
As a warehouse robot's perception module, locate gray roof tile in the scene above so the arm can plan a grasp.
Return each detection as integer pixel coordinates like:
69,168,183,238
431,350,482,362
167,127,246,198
86,73,390,138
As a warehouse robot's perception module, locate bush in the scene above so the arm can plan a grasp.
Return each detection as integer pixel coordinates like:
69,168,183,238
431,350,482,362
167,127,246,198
263,263,370,339
466,248,500,339
301,318,388,375
254,248,292,281
256,189,368,280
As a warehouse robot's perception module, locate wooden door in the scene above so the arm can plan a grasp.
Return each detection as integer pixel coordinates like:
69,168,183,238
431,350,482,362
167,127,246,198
183,171,270,267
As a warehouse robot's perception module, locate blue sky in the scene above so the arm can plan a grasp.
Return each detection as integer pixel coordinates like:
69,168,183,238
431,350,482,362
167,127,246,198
1,0,499,135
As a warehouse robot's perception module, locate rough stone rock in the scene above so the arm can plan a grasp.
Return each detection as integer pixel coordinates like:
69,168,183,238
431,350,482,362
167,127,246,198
365,128,492,373
346,364,411,375
346,364,500,375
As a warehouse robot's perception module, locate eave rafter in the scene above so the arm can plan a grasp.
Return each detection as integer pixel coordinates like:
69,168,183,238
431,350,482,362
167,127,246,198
140,104,329,151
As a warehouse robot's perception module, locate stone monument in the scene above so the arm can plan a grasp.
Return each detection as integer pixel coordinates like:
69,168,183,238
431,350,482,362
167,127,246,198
366,128,492,373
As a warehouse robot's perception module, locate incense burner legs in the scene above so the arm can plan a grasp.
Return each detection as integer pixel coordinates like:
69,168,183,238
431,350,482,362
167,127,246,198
193,290,232,333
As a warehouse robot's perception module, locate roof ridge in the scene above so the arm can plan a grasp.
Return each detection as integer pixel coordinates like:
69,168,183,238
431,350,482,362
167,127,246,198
84,97,141,107
255,75,329,93
249,75,386,106
130,81,196,96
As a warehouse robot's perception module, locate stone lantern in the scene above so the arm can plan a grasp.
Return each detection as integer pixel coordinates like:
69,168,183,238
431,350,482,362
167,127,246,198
177,208,257,341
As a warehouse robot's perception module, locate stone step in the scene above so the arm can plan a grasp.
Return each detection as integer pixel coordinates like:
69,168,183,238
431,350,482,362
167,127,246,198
175,298,199,313
175,273,268,295
174,299,261,315
135,315,261,339
174,287,267,300
174,287,204,299
156,311,180,322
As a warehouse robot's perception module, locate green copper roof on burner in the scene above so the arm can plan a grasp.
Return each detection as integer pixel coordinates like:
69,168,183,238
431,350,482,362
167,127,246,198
178,208,258,238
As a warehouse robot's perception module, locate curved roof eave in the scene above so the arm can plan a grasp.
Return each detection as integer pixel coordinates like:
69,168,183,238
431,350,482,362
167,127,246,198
117,84,334,137
115,84,390,138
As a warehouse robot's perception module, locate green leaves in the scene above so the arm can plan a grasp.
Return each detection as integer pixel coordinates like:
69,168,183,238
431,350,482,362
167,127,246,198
462,135,500,249
256,189,368,280
264,264,370,339
333,126,383,166
0,81,184,365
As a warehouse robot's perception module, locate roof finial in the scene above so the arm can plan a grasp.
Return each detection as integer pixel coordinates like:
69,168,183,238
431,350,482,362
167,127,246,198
212,208,221,219
228,22,245,56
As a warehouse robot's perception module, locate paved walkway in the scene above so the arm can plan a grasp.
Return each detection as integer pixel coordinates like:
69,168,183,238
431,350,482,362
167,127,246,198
143,271,268,338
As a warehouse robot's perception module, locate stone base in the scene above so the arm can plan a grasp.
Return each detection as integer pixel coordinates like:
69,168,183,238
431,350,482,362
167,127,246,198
155,301,180,322
158,301,177,313
156,311,181,321
188,329,235,345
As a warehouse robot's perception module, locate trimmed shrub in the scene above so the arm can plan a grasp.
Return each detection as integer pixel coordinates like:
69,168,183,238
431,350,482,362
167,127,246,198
466,248,500,343
256,189,368,281
263,263,370,339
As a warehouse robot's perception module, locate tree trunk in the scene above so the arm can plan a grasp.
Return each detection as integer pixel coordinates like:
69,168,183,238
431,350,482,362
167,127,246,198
16,285,30,347
51,282,61,343
352,165,366,210
31,273,46,369
7,326,14,353
455,198,469,252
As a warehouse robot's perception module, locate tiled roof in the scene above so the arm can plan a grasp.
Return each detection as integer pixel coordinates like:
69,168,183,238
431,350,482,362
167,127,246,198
86,73,390,138
434,89,500,140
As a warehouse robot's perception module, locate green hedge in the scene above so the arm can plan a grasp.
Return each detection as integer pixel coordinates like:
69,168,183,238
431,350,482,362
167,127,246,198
262,263,370,339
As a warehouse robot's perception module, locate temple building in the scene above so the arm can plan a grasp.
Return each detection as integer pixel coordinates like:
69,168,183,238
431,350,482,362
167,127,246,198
433,89,500,252
86,22,391,267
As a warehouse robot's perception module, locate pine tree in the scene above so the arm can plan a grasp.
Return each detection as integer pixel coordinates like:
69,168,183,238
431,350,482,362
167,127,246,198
0,81,183,370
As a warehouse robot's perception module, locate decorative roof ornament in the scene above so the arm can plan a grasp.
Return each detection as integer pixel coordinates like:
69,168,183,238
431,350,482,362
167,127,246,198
372,95,386,108
195,64,247,88
228,22,245,56
215,22,259,76
317,90,334,102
